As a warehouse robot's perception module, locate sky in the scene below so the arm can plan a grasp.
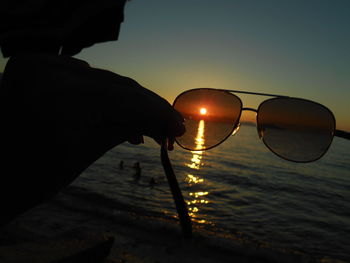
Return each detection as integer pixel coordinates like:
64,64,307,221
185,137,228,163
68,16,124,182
1,0,349,131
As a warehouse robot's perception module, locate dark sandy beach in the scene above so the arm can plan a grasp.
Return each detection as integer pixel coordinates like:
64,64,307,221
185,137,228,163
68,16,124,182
0,185,344,263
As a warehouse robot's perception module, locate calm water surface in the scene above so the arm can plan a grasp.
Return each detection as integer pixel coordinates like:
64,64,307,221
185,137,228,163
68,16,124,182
74,124,350,261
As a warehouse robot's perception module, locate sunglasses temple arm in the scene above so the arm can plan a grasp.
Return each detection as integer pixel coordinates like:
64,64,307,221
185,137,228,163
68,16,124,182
335,129,350,140
161,138,192,238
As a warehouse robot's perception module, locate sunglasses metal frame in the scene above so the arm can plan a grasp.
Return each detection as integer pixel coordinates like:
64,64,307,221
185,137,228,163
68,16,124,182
173,88,348,162
162,88,350,238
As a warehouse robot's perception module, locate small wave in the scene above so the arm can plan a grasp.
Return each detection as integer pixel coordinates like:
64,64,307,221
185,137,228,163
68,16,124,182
58,185,167,220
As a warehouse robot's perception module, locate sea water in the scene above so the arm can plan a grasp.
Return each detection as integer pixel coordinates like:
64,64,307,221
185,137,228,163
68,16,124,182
72,124,350,261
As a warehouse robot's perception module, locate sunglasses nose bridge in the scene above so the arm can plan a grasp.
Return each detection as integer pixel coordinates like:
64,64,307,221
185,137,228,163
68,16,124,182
240,107,263,139
241,108,258,125
242,107,258,113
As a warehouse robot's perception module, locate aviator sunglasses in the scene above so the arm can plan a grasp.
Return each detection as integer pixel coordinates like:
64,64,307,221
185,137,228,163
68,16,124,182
173,88,349,162
160,88,349,237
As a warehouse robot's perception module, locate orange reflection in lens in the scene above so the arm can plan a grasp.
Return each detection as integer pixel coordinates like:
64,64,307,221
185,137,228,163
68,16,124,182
174,89,241,123
174,89,242,151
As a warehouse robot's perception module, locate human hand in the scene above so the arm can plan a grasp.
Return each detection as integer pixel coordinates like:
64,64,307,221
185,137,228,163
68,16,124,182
106,74,185,150
39,54,186,150
3,53,185,175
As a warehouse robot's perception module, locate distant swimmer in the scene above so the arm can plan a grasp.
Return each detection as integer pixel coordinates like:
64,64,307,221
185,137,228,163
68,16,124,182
149,177,156,187
134,162,141,178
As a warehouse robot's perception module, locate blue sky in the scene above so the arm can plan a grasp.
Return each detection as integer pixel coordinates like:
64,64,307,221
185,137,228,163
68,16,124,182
1,0,349,130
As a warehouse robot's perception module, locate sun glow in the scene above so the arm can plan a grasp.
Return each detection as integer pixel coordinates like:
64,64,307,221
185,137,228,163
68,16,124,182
199,107,207,115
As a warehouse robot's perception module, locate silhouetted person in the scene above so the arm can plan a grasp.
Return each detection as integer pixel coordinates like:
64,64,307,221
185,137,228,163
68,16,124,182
133,162,141,178
0,0,184,226
133,162,141,169
119,160,124,170
149,177,157,187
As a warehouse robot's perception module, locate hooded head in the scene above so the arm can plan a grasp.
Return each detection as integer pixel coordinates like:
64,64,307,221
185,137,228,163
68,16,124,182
0,0,127,57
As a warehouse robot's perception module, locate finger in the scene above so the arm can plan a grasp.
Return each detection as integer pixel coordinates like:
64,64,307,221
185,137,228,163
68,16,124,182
168,110,185,138
167,137,175,151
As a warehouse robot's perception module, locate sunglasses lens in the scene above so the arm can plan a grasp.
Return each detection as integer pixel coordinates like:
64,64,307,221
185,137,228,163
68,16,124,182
257,98,335,162
173,89,242,150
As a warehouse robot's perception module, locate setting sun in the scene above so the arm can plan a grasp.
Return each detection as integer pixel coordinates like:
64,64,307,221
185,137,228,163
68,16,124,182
199,108,207,115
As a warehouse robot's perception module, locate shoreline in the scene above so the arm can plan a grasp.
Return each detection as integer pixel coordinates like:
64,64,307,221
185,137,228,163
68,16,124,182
0,186,344,263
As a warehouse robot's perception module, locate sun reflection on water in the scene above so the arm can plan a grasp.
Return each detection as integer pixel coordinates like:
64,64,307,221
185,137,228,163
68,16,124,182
185,120,210,223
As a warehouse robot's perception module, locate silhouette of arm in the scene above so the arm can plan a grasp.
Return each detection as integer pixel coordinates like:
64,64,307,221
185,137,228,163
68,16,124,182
0,53,184,224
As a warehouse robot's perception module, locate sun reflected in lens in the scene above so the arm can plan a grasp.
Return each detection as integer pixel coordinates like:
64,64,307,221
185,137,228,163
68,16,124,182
174,89,243,150
199,107,207,115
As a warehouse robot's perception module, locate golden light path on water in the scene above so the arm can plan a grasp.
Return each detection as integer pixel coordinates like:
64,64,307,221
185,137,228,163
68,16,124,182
185,120,209,224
